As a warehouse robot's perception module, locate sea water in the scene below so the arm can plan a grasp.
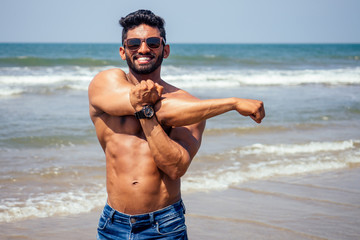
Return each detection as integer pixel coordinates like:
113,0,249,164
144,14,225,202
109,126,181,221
0,43,359,222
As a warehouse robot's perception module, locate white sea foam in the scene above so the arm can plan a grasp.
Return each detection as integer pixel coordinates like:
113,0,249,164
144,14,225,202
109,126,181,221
0,75,91,95
239,140,358,155
0,75,91,85
0,186,106,223
0,87,23,96
1,66,359,95
1,140,358,222
181,139,360,192
163,67,360,88
182,155,360,192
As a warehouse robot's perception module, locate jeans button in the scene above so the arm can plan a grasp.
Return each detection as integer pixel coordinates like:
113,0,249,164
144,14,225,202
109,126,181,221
130,218,136,223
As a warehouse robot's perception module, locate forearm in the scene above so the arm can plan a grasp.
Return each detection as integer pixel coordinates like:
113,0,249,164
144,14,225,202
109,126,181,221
140,117,190,180
156,97,237,127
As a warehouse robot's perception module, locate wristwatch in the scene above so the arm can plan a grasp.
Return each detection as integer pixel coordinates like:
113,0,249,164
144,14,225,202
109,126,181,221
134,105,155,119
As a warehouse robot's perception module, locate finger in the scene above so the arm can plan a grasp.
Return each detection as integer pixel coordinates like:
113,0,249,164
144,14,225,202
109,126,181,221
146,80,155,89
250,112,261,124
140,80,147,90
256,108,264,121
250,112,256,121
259,102,265,118
155,83,164,95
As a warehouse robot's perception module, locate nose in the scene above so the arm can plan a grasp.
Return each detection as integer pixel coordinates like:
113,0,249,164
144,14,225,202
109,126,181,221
138,40,150,54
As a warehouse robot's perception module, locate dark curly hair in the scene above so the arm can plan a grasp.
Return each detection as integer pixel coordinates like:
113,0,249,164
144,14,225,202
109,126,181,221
119,10,166,45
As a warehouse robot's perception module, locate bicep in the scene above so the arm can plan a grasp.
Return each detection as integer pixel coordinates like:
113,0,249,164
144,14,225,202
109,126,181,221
88,69,135,116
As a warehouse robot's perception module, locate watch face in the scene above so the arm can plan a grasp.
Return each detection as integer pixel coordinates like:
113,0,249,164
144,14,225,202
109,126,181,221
144,106,154,118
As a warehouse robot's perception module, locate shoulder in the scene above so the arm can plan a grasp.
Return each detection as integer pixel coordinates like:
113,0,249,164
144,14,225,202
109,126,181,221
89,68,127,88
98,68,126,79
88,68,130,96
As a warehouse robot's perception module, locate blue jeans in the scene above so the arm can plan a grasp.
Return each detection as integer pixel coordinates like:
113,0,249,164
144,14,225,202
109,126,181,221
97,200,188,240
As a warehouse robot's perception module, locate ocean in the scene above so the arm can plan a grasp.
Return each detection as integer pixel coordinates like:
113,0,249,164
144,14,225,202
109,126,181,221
0,43,360,225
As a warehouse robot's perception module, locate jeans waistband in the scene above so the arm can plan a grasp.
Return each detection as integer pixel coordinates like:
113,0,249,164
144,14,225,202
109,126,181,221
102,199,185,226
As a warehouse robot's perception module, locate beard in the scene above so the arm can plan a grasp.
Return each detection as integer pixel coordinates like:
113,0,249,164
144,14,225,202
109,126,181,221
125,49,164,75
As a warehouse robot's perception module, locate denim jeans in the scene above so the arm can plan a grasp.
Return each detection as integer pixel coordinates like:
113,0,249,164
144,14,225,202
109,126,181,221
97,200,188,240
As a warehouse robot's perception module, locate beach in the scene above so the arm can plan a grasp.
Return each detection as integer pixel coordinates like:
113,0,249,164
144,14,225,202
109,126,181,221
185,168,360,240
1,167,359,240
1,43,360,239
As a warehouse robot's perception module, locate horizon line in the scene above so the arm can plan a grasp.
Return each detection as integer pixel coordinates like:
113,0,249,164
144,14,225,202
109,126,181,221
1,41,360,45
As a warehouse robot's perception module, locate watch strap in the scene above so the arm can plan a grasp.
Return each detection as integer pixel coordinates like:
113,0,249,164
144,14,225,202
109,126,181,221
134,105,154,119
134,109,146,119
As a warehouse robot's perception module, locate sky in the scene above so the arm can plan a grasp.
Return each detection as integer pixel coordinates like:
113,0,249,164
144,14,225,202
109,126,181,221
1,0,360,44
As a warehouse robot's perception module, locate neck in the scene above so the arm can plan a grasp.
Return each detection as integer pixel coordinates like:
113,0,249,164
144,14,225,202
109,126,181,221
127,67,162,85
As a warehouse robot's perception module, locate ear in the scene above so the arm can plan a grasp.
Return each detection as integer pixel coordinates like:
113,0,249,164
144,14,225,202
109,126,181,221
119,47,126,60
163,44,170,59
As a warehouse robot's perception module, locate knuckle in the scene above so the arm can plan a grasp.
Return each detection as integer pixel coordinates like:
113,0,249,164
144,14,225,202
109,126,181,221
146,79,154,86
141,85,147,91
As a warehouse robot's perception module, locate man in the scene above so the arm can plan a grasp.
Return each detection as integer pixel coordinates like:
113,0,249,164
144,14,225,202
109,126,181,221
88,9,265,240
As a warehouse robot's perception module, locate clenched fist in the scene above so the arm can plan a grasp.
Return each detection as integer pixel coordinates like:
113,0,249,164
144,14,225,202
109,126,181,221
129,80,164,111
234,98,265,124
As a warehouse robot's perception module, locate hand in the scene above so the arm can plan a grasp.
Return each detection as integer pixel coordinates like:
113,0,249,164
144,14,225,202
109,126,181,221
129,80,164,111
235,98,265,124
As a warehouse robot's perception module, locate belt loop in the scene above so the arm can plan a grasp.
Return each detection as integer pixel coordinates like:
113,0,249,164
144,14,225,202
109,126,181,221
109,209,116,223
149,212,155,224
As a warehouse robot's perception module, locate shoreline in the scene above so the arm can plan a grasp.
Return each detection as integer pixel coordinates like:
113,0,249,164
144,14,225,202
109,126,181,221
1,167,359,240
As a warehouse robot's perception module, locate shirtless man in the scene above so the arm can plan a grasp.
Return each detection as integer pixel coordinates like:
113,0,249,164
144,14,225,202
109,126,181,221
89,10,265,240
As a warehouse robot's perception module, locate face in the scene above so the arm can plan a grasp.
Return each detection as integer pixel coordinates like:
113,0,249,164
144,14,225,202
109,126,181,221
120,24,169,75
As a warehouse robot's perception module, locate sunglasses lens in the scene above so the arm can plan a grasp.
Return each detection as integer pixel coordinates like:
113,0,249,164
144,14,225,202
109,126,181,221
125,37,162,50
146,37,161,48
126,38,141,50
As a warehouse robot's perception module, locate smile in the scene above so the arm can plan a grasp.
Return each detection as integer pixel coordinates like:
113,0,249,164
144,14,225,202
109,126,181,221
135,55,154,64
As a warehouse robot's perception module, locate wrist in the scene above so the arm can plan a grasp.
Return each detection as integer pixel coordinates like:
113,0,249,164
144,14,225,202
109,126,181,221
229,97,238,111
133,104,144,112
135,105,155,119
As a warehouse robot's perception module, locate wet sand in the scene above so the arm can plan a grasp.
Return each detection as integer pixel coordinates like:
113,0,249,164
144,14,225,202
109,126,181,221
185,167,360,240
1,167,359,240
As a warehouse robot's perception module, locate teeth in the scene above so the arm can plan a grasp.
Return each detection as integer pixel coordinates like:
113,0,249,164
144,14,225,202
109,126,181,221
137,57,151,61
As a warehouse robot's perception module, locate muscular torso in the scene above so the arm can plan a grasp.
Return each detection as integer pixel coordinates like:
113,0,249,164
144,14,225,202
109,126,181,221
92,108,181,215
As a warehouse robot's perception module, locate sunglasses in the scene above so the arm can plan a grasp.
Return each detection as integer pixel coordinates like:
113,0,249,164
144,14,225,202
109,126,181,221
124,37,164,51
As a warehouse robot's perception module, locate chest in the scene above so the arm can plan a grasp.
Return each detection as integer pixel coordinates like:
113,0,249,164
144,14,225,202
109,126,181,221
102,114,172,138
104,115,143,137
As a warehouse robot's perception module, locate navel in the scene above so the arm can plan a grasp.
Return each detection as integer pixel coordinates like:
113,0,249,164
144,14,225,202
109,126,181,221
132,181,139,185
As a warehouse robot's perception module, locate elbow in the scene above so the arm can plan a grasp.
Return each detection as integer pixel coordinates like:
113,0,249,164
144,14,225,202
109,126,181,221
163,155,190,181
153,143,191,180
168,156,190,180
167,167,186,181
156,111,173,127
155,108,177,127
154,100,179,127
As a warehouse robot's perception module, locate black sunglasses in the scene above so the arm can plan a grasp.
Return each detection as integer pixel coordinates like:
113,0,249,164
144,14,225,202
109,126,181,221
124,37,164,51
